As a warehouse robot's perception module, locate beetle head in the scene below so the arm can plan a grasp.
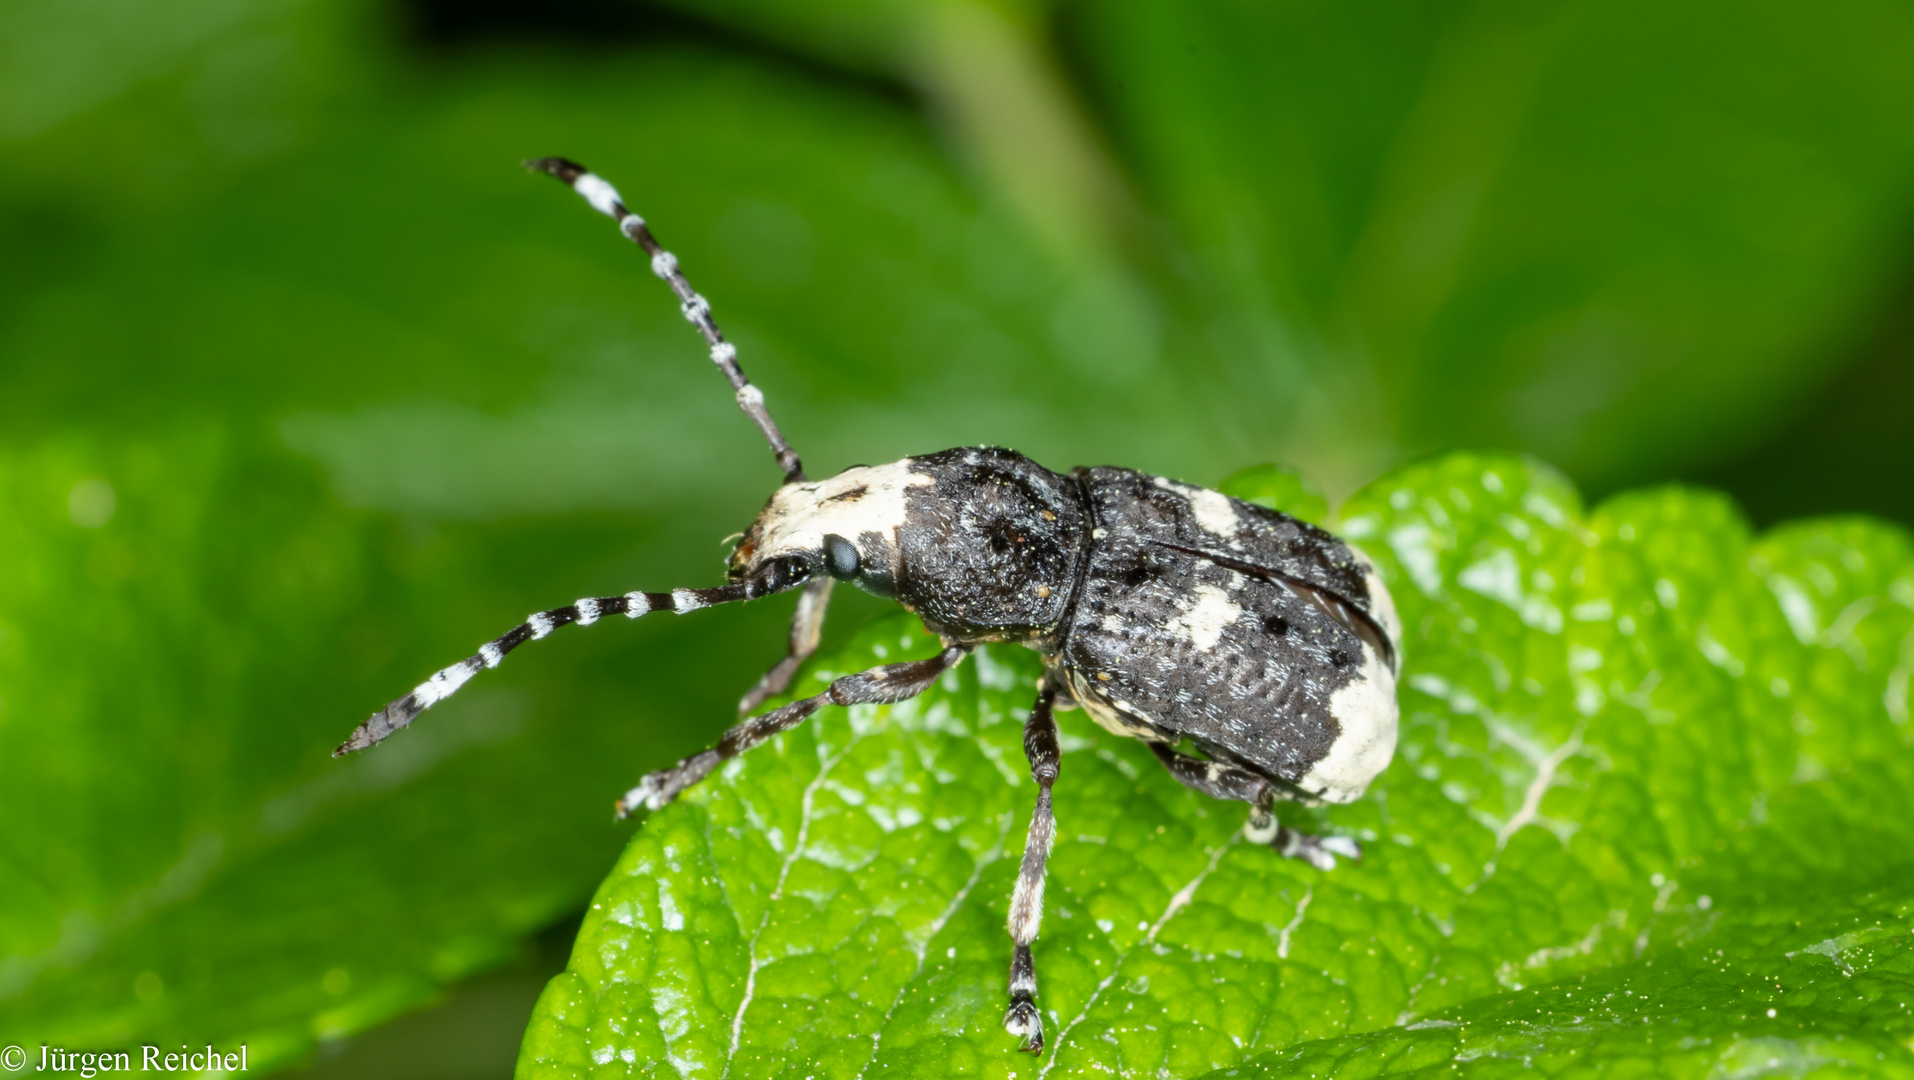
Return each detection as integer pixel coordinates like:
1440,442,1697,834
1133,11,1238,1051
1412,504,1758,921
727,460,929,599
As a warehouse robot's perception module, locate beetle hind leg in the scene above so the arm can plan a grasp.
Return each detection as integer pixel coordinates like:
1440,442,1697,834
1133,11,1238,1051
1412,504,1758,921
1002,682,1061,1053
1148,744,1361,871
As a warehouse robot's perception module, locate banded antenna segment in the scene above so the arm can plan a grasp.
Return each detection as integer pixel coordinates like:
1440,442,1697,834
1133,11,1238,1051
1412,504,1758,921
334,581,763,757
525,156,805,483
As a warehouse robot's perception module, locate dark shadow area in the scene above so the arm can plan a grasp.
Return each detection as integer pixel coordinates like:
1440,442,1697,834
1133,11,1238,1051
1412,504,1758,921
403,0,914,110
1697,265,1914,531
294,910,584,1080
408,0,691,45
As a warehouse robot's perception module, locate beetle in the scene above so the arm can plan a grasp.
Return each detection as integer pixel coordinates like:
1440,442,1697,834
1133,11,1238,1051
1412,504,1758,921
335,157,1403,1053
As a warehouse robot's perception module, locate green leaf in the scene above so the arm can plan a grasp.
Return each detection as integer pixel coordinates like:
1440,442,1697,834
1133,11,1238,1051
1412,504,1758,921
519,451,1914,1078
1216,864,1914,1078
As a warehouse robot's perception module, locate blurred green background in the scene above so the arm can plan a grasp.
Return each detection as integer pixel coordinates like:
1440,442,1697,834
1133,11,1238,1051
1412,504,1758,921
2,0,1911,1075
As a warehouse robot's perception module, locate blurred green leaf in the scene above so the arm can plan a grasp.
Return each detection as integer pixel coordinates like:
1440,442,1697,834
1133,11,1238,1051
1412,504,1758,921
1075,0,1914,491
639,0,1914,490
518,451,1914,1078
1218,463,1330,526
0,423,786,1068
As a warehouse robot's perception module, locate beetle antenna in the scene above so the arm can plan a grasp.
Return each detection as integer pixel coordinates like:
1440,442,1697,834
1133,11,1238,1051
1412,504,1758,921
335,582,762,757
524,156,805,483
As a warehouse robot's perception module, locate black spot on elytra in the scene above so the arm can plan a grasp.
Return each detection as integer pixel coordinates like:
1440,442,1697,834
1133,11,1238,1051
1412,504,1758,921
1329,647,1352,669
1263,615,1289,637
1122,555,1160,587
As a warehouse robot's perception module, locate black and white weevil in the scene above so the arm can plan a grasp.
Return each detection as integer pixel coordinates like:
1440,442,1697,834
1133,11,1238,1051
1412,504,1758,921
335,157,1403,1053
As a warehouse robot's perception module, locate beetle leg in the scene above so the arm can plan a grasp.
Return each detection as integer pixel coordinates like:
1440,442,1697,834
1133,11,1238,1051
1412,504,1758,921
615,645,967,817
1147,744,1361,871
738,577,835,714
1003,682,1060,1053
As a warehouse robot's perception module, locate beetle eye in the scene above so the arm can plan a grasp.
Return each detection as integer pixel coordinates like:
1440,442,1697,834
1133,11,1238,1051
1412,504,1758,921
822,533,860,580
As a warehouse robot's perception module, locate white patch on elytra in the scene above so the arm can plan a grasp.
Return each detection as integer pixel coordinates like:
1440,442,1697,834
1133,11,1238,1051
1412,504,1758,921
1166,584,1243,652
1154,476,1240,539
1070,674,1162,742
750,460,932,574
1351,546,1404,673
1301,642,1399,803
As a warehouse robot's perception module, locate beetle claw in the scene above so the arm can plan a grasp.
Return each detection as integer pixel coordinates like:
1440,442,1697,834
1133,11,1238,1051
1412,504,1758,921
615,773,670,819
1004,1000,1044,1052
1272,827,1361,870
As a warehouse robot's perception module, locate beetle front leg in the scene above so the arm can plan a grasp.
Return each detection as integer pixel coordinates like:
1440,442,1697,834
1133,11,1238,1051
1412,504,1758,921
616,644,967,816
1003,682,1059,1053
738,577,834,714
1147,744,1360,871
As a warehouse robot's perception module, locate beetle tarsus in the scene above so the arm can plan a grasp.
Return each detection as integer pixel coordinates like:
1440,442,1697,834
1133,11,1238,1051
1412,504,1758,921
613,774,667,819
1272,826,1361,871
1004,999,1044,1053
